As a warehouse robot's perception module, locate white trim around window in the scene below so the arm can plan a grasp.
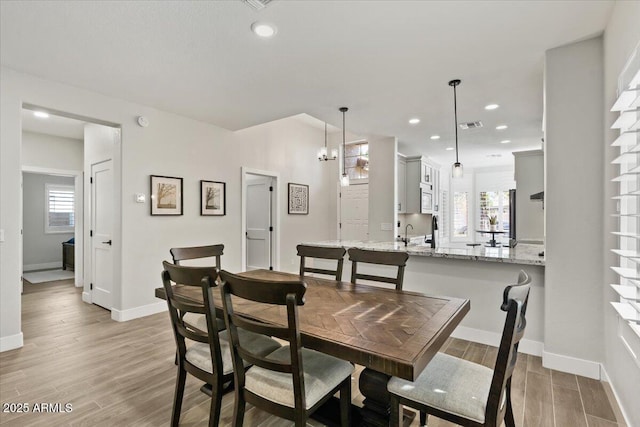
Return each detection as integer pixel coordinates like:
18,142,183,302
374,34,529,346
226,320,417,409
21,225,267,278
45,183,75,234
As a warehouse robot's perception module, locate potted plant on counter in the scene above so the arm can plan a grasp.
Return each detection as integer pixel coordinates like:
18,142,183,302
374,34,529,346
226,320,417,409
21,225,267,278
489,215,498,231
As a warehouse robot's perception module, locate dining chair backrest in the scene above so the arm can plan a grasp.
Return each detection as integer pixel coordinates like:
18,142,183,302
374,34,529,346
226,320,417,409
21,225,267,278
219,270,310,411
161,261,223,370
348,248,409,290
170,244,224,269
485,270,531,425
297,244,346,281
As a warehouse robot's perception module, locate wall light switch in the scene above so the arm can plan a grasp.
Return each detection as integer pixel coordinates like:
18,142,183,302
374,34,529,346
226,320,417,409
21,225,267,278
135,194,146,203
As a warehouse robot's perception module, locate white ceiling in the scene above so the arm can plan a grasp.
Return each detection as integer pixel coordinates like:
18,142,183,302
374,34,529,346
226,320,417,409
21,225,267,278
1,1,614,167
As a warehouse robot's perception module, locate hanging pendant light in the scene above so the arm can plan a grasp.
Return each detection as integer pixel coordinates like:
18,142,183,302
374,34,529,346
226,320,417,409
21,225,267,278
339,107,350,187
318,122,338,161
449,79,464,178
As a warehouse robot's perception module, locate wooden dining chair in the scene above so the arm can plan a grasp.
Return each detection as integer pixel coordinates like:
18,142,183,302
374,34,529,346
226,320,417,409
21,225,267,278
170,244,225,332
388,270,531,427
296,244,346,281
162,262,282,427
170,244,224,268
219,270,354,427
347,247,410,290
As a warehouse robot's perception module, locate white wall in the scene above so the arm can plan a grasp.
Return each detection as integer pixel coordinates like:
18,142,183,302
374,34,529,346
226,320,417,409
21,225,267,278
22,131,83,171
22,173,75,269
0,67,340,349
368,136,397,241
603,1,640,426
544,37,604,373
513,150,544,242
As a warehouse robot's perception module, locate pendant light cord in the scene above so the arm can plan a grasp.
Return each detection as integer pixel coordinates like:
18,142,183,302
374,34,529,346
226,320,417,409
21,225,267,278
453,83,459,164
340,107,348,176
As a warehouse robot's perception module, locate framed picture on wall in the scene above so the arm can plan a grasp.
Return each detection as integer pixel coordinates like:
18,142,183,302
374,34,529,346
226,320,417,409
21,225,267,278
150,175,183,216
288,183,309,215
201,180,226,216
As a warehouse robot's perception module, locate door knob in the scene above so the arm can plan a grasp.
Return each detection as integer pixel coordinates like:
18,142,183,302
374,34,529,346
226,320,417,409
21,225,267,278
102,240,112,245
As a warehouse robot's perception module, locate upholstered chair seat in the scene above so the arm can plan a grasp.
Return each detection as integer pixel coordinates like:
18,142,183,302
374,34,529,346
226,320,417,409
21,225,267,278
388,352,493,423
244,346,354,409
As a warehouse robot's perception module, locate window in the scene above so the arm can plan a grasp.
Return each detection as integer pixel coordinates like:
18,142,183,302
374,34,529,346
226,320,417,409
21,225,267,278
345,142,369,180
453,192,468,237
479,190,510,232
45,184,75,233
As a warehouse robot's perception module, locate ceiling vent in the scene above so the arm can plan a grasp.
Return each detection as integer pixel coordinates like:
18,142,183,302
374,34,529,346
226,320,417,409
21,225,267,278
459,121,483,130
243,0,273,10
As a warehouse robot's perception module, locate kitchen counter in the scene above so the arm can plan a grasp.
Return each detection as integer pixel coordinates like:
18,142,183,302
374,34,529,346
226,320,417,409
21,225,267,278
303,240,545,266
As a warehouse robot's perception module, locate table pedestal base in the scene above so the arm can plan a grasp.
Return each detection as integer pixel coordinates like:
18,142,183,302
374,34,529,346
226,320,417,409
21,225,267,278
359,368,415,427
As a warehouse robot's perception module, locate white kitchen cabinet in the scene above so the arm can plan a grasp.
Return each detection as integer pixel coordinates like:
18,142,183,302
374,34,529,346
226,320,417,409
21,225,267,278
406,156,440,214
397,155,407,213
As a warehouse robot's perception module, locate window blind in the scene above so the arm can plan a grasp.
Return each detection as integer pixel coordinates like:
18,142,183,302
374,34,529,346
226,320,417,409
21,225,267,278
611,49,640,347
46,184,75,232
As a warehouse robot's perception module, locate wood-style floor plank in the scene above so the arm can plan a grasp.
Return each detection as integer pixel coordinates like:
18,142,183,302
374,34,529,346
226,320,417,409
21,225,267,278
0,279,627,427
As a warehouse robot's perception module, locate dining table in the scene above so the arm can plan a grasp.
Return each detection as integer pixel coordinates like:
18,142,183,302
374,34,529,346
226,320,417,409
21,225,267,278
155,269,470,427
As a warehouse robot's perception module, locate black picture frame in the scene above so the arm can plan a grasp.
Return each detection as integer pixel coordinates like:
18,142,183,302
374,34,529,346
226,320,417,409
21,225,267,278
150,175,183,216
288,183,309,215
200,180,226,216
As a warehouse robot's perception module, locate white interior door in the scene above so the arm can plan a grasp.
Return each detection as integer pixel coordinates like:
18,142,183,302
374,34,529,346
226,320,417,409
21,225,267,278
246,176,273,271
340,183,369,241
91,160,113,309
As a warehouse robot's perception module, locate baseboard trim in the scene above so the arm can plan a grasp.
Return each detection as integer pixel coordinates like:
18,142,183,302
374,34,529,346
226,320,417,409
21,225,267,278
600,366,633,427
542,350,601,379
82,291,91,303
0,332,24,352
451,325,543,356
23,262,61,272
111,301,166,322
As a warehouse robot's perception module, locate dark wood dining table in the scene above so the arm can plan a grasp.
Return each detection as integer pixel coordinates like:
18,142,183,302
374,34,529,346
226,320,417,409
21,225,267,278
155,269,470,426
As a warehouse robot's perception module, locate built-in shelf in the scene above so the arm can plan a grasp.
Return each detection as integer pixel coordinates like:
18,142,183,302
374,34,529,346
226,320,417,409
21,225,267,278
612,249,640,260
611,266,640,279
611,302,640,323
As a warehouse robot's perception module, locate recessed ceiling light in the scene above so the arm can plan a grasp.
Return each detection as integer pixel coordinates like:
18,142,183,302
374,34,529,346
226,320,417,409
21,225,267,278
485,104,499,110
430,135,440,140
496,124,508,130
445,147,454,151
500,140,511,144
251,22,277,38
487,154,502,158
409,118,420,125
33,111,49,118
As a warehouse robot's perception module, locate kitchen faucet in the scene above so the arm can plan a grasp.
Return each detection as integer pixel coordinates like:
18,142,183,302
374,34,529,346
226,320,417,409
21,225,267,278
403,224,413,247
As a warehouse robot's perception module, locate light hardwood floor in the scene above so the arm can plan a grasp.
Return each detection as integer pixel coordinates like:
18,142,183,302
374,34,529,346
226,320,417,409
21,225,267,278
0,279,627,427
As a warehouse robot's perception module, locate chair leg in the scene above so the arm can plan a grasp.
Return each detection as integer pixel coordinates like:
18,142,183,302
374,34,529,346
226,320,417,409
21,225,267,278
420,410,428,426
233,389,245,427
171,367,187,427
340,377,352,427
504,382,516,427
208,380,223,427
390,395,401,427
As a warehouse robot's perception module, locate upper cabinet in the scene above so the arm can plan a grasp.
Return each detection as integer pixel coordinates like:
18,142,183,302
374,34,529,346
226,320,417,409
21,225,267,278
405,156,440,214
397,155,407,213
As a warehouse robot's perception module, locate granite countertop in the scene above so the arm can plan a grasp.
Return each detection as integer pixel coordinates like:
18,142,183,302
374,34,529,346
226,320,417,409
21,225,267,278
303,240,545,266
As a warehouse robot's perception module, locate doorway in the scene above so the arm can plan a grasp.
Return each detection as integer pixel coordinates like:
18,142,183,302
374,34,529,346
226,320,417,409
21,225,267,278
20,105,121,314
241,168,280,271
